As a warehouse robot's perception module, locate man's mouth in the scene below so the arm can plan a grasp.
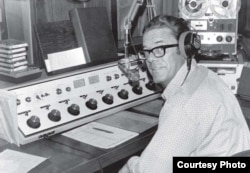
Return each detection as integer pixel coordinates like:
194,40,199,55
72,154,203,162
149,66,164,71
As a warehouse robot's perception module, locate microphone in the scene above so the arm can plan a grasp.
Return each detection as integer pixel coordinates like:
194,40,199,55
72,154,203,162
118,55,141,87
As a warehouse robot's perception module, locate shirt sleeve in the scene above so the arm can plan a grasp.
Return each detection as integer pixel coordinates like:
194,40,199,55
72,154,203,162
123,103,201,173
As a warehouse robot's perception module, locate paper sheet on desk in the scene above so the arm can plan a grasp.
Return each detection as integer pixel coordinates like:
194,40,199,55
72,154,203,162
62,122,139,149
0,149,47,173
45,47,86,72
0,90,19,146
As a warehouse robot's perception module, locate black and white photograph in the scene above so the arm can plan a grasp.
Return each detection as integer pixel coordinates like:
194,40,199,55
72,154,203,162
0,0,250,172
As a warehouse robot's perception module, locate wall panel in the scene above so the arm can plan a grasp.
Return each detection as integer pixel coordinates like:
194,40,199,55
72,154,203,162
4,0,178,67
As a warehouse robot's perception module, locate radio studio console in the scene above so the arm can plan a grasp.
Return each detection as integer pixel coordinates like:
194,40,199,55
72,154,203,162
4,62,161,144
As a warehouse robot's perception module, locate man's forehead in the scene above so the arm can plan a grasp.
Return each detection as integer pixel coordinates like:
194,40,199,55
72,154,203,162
143,28,177,46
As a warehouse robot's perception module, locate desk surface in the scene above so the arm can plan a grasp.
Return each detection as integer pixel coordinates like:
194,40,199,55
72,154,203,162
0,127,156,173
0,100,163,173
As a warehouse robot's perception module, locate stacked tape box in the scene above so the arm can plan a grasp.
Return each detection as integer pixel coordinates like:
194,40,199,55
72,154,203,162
0,39,28,73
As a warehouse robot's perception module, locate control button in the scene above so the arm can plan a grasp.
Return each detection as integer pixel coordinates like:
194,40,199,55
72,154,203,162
114,74,120,79
27,116,41,129
226,36,233,42
66,87,71,92
17,99,21,106
67,104,80,116
118,89,129,100
86,98,98,110
56,88,62,95
222,0,229,7
216,36,223,42
208,18,214,22
132,85,143,95
190,1,197,8
106,76,112,81
145,81,156,91
25,97,31,102
48,109,61,122
102,94,114,105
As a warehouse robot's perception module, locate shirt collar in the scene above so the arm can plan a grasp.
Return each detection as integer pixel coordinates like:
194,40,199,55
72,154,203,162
161,60,198,100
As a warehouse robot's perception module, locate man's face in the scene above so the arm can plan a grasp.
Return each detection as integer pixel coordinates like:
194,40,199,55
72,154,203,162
143,28,185,88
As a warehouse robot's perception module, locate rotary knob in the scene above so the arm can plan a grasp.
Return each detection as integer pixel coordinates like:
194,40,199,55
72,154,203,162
27,116,41,129
102,94,114,105
190,1,197,8
226,36,233,42
145,81,156,91
67,104,80,116
222,0,229,7
48,109,61,122
25,97,31,102
216,36,223,42
118,89,129,100
132,85,143,95
86,98,98,110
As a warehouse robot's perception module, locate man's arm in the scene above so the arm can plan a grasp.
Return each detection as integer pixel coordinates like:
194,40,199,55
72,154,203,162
119,105,201,173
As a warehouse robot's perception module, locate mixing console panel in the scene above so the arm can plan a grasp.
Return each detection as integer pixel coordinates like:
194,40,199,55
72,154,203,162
5,62,161,144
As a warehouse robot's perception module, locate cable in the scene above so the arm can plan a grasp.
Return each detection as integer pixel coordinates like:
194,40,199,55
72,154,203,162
128,29,140,58
45,137,104,173
181,54,195,86
181,64,191,86
128,28,147,71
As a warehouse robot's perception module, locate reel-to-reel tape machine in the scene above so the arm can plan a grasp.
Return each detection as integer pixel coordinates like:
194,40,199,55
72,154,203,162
179,0,241,56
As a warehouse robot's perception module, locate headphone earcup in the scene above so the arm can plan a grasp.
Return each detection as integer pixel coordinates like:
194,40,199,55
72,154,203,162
179,31,201,71
179,31,201,59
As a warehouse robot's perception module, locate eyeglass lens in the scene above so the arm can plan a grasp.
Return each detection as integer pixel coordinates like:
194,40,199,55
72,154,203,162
140,44,178,59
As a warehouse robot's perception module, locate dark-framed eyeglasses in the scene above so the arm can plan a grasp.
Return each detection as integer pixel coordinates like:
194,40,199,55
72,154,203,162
139,44,178,59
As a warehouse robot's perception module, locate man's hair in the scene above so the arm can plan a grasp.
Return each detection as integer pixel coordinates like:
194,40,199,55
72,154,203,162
143,15,190,41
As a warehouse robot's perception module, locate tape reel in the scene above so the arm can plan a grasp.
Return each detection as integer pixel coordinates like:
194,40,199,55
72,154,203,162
178,0,209,18
210,0,241,18
179,0,241,19
179,0,241,56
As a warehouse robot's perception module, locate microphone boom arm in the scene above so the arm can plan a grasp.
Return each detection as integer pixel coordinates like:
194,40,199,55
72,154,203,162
123,0,145,59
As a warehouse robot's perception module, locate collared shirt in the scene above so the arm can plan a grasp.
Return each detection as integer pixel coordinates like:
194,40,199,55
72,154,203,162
121,60,250,173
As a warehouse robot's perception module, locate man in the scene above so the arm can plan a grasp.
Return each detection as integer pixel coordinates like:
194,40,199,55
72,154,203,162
119,15,250,173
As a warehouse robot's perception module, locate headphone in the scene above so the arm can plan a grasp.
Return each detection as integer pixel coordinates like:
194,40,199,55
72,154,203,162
179,31,201,71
